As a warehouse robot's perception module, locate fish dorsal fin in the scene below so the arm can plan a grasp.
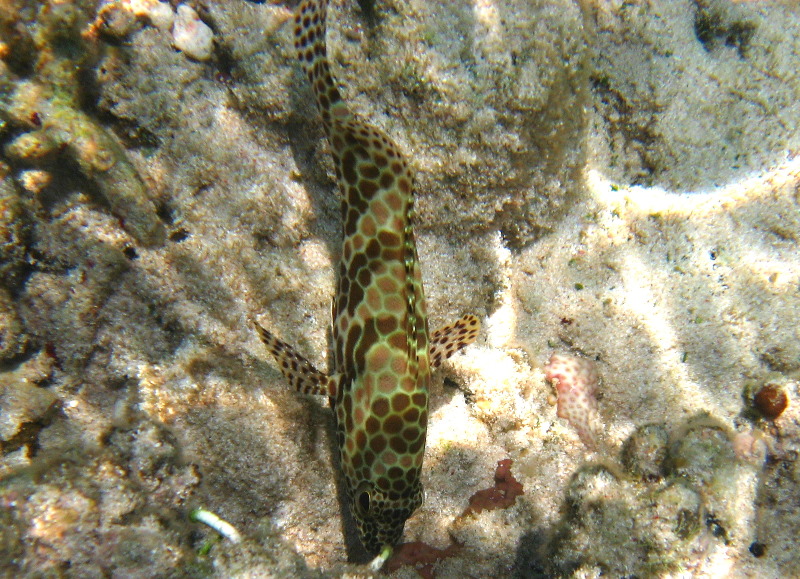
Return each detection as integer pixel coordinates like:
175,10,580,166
252,319,339,397
404,221,419,359
429,314,480,368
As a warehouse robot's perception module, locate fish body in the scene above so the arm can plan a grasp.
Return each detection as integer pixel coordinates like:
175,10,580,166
254,0,480,554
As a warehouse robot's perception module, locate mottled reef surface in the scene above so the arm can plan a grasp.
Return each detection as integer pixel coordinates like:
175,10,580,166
1,0,800,577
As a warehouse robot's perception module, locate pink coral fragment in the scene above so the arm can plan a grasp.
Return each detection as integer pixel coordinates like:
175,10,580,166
385,460,523,577
545,353,602,449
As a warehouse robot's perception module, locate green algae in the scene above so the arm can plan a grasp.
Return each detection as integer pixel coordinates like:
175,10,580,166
0,0,165,246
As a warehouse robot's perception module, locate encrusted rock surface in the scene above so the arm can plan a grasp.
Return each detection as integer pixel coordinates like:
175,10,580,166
0,0,799,577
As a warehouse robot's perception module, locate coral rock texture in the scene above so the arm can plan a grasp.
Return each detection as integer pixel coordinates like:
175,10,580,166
0,0,800,577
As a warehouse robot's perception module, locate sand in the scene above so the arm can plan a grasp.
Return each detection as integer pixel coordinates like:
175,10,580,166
1,0,799,577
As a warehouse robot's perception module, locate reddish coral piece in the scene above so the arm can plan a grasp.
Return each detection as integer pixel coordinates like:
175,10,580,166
384,461,523,578
385,541,460,579
465,459,524,515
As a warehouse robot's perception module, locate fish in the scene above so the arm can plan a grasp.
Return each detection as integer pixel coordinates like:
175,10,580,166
253,0,480,556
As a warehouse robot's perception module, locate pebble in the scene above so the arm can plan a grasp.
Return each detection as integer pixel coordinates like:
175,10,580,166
621,423,669,481
666,423,735,488
146,1,176,31
96,2,139,39
172,4,214,61
127,0,175,31
754,383,788,420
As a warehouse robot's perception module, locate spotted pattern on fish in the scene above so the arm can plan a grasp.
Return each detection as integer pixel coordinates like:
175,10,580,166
254,0,480,555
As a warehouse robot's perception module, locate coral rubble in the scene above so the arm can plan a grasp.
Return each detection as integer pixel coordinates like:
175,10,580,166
1,0,166,246
0,0,799,577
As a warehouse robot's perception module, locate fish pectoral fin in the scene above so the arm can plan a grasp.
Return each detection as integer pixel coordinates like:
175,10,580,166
429,314,480,369
251,318,333,396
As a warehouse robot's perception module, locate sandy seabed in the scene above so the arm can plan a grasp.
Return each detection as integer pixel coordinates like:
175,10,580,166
1,0,799,577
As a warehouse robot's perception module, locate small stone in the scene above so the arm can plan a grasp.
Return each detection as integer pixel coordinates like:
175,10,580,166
127,0,175,31
96,2,139,39
5,130,60,161
147,2,176,31
0,368,57,442
666,422,736,488
17,169,51,194
648,482,702,543
749,541,766,558
621,423,669,481
732,430,767,466
172,5,214,61
754,383,788,420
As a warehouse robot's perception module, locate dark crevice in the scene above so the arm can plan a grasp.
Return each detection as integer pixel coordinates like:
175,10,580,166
155,202,176,226
169,228,190,243
694,3,756,58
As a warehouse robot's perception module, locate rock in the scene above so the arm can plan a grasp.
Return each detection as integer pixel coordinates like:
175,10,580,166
621,423,669,481
0,287,26,362
666,420,736,489
128,0,175,31
753,382,789,420
172,5,214,61
0,178,30,291
96,2,140,40
0,368,57,443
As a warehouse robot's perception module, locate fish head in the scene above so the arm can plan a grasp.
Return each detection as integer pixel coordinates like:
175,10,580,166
349,478,423,554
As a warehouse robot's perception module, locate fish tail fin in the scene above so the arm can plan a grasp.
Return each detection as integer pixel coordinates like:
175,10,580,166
293,0,347,129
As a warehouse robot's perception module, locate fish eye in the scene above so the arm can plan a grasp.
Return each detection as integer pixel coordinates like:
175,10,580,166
354,481,375,517
358,490,371,514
